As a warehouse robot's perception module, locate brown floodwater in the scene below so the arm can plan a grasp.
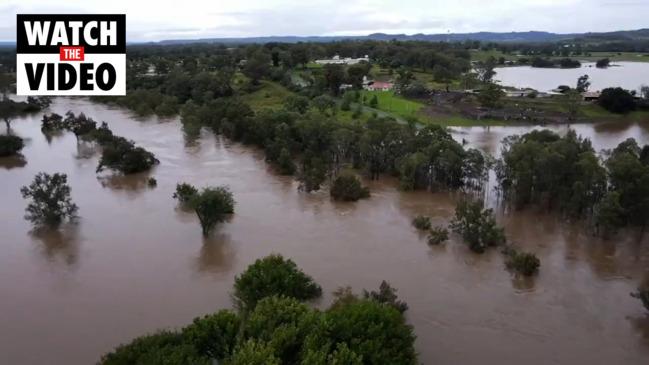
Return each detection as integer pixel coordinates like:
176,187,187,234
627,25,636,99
1,98,649,365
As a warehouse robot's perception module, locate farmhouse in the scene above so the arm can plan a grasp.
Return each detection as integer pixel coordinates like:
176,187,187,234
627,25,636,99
364,81,394,91
315,55,370,65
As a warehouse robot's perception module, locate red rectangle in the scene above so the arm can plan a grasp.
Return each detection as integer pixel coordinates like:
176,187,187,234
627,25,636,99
59,46,85,61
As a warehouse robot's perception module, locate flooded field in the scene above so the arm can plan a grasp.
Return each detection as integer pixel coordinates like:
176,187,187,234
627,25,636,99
1,98,649,364
494,61,649,92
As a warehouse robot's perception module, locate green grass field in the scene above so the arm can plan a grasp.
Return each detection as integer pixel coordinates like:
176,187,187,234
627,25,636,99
239,81,294,111
470,49,649,63
360,90,423,119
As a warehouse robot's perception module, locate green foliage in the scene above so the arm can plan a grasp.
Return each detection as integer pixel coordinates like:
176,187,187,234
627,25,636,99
284,95,310,114
369,94,378,108
593,191,625,236
182,310,240,360
497,129,607,217
310,299,417,365
363,281,409,313
450,199,505,253
276,147,296,175
97,137,159,174
99,332,210,365
477,82,505,109
329,174,370,201
226,340,281,365
427,226,449,245
503,247,540,276
244,296,318,363
173,183,198,204
0,134,24,156
147,177,157,187
233,254,322,310
411,215,432,230
598,87,637,114
244,50,272,85
20,172,78,227
596,58,611,68
311,94,336,114
190,186,235,236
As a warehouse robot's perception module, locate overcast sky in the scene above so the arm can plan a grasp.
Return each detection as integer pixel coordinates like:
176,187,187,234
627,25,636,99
2,0,647,42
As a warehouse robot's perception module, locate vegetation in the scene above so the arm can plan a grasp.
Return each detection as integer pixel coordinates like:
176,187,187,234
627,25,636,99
329,174,370,201
503,246,541,276
101,255,417,365
190,186,236,236
630,288,649,313
427,226,449,245
411,215,432,231
450,199,505,253
233,254,322,310
0,134,24,157
20,172,78,227
598,87,637,114
173,183,199,204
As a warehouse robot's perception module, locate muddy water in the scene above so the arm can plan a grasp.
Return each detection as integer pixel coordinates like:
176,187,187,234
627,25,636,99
1,98,649,365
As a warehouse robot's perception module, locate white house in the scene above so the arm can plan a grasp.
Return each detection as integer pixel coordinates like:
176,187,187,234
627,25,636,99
315,55,370,65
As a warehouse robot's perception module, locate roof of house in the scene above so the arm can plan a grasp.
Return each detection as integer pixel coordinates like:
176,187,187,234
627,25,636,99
369,81,393,88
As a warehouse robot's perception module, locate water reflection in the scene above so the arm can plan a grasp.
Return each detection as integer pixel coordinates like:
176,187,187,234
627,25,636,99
194,233,236,275
0,154,27,169
97,171,153,195
29,224,80,268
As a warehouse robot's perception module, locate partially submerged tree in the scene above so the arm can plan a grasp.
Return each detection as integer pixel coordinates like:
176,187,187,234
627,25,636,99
0,134,24,157
411,215,432,231
20,172,78,227
427,226,449,245
450,199,505,253
503,246,540,276
363,281,409,313
631,288,649,313
329,174,370,201
190,186,235,236
173,183,199,204
233,254,322,310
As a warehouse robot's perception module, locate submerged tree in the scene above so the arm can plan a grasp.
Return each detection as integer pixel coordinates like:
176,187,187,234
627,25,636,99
20,172,78,227
233,254,322,310
363,281,409,313
0,134,24,157
329,174,370,201
190,186,235,236
450,199,505,253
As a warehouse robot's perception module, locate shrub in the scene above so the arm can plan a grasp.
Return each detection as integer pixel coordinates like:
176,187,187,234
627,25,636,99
503,247,540,276
233,254,322,310
598,87,636,114
147,177,157,187
329,174,370,201
0,134,24,157
225,340,280,365
411,215,431,231
427,226,449,245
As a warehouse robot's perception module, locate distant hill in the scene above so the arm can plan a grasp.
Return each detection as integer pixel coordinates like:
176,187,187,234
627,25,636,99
156,29,649,45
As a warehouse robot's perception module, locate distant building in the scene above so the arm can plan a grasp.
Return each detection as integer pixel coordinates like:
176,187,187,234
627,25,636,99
365,81,394,91
315,54,370,65
582,91,601,101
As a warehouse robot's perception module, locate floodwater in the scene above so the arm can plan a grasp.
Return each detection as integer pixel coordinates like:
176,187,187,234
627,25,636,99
1,98,649,365
494,61,649,92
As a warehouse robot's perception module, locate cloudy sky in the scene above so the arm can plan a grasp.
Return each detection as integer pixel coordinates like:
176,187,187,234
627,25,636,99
1,0,647,41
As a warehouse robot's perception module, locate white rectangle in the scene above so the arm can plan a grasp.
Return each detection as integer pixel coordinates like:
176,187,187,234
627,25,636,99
16,53,126,96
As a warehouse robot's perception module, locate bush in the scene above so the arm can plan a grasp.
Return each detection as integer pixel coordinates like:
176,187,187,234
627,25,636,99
411,215,431,231
0,134,24,156
503,247,540,276
233,254,322,310
427,226,449,245
173,183,198,204
97,137,159,174
147,177,157,187
596,58,611,68
329,174,370,201
598,87,637,114
225,340,280,365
